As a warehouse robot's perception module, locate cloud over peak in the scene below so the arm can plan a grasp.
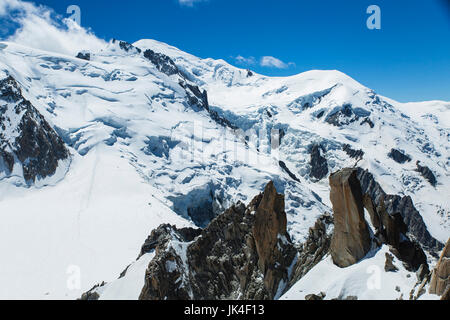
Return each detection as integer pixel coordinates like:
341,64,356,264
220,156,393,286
234,55,257,65
260,56,294,69
233,54,295,69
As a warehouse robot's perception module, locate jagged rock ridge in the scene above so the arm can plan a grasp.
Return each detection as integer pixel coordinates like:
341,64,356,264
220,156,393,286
83,182,334,300
0,75,69,183
309,144,328,181
329,168,429,275
138,181,298,300
82,167,441,300
357,168,443,254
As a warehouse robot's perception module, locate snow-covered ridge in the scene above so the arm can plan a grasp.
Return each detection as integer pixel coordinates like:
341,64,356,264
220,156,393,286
0,73,70,185
0,38,448,299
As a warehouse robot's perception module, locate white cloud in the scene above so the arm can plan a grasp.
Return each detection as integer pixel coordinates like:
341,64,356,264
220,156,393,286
234,55,256,65
0,0,106,56
260,56,295,69
178,0,205,7
0,0,33,15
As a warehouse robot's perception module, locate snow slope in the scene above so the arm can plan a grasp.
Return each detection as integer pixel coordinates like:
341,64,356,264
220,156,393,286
281,246,424,300
0,38,448,300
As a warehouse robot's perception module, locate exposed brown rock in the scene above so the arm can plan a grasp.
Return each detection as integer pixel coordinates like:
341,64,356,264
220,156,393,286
385,253,399,272
138,181,297,300
329,168,371,267
305,292,326,300
252,181,292,296
429,238,450,296
440,285,450,300
79,282,105,300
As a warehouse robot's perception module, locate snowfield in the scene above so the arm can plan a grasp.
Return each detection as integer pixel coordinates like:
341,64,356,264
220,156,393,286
281,246,419,300
0,39,448,300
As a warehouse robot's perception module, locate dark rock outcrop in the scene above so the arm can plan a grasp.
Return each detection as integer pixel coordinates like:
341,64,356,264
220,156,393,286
309,144,328,181
360,117,375,128
138,225,202,300
143,48,180,77
181,82,210,111
305,293,326,300
385,253,399,272
279,161,300,182
112,39,142,54
366,195,429,273
139,224,202,259
139,182,298,300
0,76,69,183
416,161,437,187
76,51,90,61
325,104,371,127
329,168,371,267
429,238,450,297
330,168,429,274
357,168,443,254
343,144,364,160
388,148,411,164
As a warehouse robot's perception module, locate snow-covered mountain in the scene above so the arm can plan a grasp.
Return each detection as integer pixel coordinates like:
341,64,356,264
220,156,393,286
0,38,448,300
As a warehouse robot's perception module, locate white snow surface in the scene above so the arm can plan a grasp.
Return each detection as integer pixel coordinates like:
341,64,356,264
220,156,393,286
0,39,448,299
281,246,439,300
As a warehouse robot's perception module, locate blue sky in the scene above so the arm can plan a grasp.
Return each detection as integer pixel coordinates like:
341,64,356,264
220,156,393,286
2,0,450,102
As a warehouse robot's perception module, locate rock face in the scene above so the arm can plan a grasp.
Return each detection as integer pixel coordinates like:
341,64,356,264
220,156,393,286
357,168,443,254
309,144,328,181
138,181,297,300
343,144,364,160
279,160,300,182
329,168,371,267
388,148,411,164
385,253,399,272
305,293,326,300
76,51,90,61
329,167,429,273
0,75,69,183
325,103,372,128
143,48,180,77
138,224,202,300
416,161,437,187
112,39,142,54
355,169,430,273
429,239,450,297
